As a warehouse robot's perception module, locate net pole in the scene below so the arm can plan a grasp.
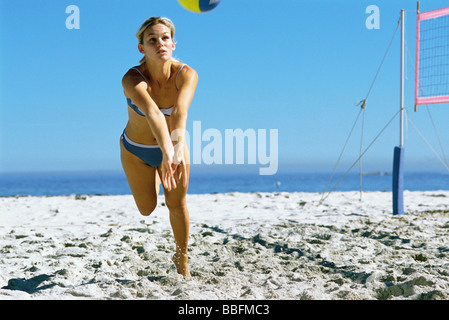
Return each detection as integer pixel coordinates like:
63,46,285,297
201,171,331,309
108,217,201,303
400,9,405,148
393,9,405,216
415,2,420,111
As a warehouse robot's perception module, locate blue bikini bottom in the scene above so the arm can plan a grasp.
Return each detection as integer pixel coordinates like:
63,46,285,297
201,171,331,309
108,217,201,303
121,130,162,167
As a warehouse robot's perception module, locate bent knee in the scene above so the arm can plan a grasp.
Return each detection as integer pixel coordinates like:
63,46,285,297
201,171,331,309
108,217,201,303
136,201,158,217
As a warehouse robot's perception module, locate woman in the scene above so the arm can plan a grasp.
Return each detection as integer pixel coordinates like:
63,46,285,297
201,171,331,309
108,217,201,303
120,17,198,277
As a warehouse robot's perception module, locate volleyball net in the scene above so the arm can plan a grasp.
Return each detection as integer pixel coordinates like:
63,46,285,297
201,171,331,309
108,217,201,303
415,6,449,106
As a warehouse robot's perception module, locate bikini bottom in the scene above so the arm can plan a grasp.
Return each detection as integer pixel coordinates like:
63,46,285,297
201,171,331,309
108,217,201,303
121,130,162,167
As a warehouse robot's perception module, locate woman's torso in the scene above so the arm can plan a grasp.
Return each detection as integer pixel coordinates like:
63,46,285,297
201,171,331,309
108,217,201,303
124,62,185,145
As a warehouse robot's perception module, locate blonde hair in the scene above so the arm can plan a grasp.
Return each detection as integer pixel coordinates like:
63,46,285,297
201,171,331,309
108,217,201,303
136,17,176,65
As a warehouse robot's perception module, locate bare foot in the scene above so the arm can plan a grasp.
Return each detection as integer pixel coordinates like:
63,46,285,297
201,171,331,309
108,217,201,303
172,253,191,278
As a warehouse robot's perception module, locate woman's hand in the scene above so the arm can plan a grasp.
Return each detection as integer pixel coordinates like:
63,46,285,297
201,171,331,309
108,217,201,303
172,140,188,188
160,149,176,191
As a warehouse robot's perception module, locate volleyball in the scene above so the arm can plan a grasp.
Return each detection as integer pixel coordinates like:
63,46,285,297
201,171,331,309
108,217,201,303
177,0,221,13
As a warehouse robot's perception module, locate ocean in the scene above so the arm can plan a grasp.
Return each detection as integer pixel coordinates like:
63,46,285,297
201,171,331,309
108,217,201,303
0,169,448,197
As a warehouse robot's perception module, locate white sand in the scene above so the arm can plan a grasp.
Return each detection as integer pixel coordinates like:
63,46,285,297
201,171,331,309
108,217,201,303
0,190,448,300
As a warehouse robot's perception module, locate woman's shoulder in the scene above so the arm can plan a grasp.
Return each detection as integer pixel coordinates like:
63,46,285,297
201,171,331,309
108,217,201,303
122,65,146,81
122,66,149,91
123,65,143,78
175,62,198,82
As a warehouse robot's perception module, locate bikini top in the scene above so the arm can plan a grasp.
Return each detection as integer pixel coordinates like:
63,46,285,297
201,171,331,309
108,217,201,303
126,64,185,117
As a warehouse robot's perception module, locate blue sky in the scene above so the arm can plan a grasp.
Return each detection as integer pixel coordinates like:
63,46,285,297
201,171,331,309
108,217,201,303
1,0,448,174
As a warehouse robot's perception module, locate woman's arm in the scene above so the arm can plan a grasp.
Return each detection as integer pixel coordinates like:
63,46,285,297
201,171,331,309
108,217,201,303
170,66,198,186
170,66,198,140
122,70,176,190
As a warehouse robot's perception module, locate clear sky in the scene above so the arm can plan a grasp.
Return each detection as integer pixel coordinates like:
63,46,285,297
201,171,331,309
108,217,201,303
1,0,448,174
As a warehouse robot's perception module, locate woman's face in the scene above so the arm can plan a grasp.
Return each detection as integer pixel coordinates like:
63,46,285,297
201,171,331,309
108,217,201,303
138,23,175,62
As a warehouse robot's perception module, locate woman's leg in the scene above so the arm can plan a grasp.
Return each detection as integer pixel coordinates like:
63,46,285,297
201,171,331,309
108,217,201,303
160,162,190,277
122,137,190,276
120,139,159,216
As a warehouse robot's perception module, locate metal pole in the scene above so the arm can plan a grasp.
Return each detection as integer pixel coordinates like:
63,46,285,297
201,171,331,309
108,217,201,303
393,10,405,215
400,9,405,146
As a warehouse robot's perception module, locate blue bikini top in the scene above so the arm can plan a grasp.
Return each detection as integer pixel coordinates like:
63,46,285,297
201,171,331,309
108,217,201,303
126,64,185,117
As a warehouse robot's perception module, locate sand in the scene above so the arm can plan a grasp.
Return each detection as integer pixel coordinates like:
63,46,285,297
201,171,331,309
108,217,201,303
0,190,448,300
